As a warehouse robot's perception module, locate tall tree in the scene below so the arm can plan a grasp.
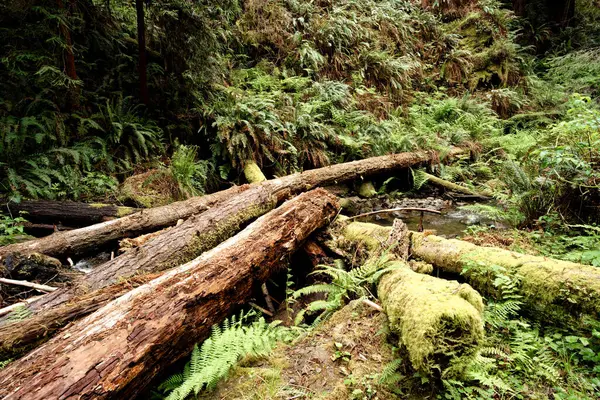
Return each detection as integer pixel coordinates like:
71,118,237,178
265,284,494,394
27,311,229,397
57,0,80,109
136,0,149,105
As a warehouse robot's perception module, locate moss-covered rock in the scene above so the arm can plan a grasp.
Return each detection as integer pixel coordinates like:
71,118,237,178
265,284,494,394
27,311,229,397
358,181,377,198
119,169,178,208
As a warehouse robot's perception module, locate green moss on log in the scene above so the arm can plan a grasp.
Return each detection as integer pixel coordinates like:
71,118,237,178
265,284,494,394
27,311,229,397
411,233,600,320
378,263,484,378
243,160,267,183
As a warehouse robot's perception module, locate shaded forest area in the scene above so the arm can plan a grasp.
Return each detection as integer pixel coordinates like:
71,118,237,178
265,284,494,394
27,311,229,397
1,0,600,399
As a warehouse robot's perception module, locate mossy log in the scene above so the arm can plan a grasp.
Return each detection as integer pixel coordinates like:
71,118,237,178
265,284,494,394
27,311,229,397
378,264,484,377
335,219,484,377
0,186,278,358
0,185,247,260
0,189,339,399
4,200,138,227
0,252,67,282
419,172,491,198
0,148,465,263
410,233,600,321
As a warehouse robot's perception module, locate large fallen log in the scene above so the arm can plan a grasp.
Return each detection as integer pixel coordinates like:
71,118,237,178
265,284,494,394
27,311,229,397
0,185,246,260
410,233,600,321
4,200,138,227
0,189,339,399
0,148,465,262
332,219,484,377
0,187,278,357
331,220,600,322
0,149,465,354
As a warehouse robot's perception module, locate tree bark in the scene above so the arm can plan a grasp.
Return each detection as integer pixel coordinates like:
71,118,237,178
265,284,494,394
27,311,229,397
0,185,247,260
136,0,149,105
0,148,465,262
5,200,138,227
0,189,339,399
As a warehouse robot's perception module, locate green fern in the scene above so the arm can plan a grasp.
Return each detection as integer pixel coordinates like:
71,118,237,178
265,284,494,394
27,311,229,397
158,311,291,400
293,255,400,325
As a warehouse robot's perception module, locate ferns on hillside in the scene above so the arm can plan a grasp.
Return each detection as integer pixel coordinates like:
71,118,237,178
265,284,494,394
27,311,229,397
158,311,292,400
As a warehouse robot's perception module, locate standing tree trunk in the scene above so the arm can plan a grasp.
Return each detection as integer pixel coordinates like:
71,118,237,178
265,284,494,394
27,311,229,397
57,0,79,109
0,189,339,399
136,0,149,105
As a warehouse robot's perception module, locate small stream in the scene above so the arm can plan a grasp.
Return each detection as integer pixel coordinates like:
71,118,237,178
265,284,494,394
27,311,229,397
342,195,503,237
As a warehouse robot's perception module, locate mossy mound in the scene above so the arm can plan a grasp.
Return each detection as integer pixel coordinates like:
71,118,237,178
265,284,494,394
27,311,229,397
119,169,179,208
378,265,484,378
203,300,401,400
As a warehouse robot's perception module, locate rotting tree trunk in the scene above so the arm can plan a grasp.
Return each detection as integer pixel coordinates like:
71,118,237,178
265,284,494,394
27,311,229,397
333,218,484,377
0,189,339,399
0,185,247,261
0,148,465,263
1,149,463,356
378,264,484,377
5,200,138,227
0,187,277,357
410,233,600,321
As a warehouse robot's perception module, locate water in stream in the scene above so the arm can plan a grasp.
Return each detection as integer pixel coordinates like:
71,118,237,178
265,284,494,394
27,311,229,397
343,195,504,237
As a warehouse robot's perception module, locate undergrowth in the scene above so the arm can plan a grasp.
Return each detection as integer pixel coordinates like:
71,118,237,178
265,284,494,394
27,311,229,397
156,310,296,400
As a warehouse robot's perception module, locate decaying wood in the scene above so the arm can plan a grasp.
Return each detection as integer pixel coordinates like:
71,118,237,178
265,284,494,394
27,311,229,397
0,186,247,261
0,148,465,263
336,219,485,376
0,278,57,293
0,189,338,399
0,296,43,318
0,252,65,282
0,149,464,354
410,232,600,321
5,200,138,226
0,187,279,354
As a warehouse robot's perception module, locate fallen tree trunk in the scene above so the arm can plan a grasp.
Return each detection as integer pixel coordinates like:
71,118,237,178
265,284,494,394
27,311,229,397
0,185,247,260
333,218,485,377
0,148,465,262
0,189,339,399
0,149,464,352
4,200,138,227
410,233,600,321
332,219,600,322
27,186,278,310
378,264,484,377
417,171,491,198
0,187,278,356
